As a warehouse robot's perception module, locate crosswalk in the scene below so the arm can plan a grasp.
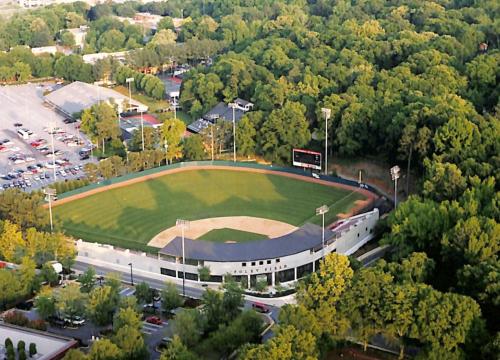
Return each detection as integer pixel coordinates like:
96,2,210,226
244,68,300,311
119,287,135,297
141,321,166,335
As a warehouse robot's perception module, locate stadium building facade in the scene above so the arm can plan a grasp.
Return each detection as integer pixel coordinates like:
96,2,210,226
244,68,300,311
76,209,379,288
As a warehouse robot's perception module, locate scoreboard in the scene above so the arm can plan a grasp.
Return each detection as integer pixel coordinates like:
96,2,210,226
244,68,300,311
293,149,322,171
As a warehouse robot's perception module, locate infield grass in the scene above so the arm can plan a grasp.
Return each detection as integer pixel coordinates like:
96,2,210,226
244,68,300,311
198,228,269,243
54,169,365,252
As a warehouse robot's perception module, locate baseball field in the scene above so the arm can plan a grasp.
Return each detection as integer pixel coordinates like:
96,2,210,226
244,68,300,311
53,168,369,252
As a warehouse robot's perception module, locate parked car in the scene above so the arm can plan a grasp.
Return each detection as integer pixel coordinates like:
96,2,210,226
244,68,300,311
145,316,162,325
48,316,66,328
64,316,85,326
251,302,270,313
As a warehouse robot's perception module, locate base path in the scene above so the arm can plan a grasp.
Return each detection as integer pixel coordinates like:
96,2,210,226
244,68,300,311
148,216,298,248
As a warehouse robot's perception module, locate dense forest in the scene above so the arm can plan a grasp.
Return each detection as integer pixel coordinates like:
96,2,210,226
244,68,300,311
0,0,498,359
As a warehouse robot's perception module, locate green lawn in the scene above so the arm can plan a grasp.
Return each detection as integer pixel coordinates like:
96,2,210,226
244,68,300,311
198,228,269,243
54,169,365,252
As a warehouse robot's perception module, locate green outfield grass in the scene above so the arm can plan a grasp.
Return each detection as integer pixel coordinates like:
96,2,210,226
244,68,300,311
198,228,269,243
54,169,366,252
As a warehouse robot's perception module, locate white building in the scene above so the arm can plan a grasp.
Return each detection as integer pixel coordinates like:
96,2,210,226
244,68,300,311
76,209,379,289
44,81,148,117
66,26,88,49
82,50,131,65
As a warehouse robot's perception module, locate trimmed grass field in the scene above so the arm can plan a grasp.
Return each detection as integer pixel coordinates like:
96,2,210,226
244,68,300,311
54,169,365,252
198,228,269,243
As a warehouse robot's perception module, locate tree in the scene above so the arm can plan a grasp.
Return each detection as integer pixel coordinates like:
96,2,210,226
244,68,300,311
40,262,59,286
113,306,141,332
62,349,87,360
35,287,56,320
236,117,257,157
18,257,38,294
0,189,48,230
151,29,177,46
161,282,183,314
113,325,149,360
411,285,483,352
222,280,244,323
0,220,24,262
182,135,205,160
135,282,152,304
60,31,75,47
198,266,211,282
161,118,186,164
202,289,225,332
79,267,96,293
88,339,122,360
258,101,311,164
171,309,204,348
87,285,120,326
55,283,87,321
241,325,318,360
160,335,197,360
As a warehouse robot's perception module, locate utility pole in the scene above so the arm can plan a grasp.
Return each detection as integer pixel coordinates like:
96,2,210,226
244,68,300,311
321,108,331,175
390,166,401,208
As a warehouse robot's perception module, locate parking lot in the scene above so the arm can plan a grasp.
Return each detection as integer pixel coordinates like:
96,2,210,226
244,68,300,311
0,83,95,191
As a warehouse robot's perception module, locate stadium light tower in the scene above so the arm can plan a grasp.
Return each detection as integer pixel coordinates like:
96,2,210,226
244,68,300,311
316,205,329,254
390,165,401,208
321,108,331,175
126,77,134,112
228,102,237,162
176,219,190,297
43,188,57,233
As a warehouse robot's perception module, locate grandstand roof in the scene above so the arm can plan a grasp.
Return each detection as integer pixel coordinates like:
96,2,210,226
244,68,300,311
159,223,331,262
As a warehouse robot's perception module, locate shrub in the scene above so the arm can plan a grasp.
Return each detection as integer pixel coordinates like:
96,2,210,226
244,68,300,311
29,319,47,331
4,311,29,327
29,343,37,356
5,338,12,348
254,279,268,292
17,340,25,351
6,345,14,360
18,349,27,360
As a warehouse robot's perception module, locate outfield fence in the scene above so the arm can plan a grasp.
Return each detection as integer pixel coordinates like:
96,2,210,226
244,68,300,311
58,160,385,202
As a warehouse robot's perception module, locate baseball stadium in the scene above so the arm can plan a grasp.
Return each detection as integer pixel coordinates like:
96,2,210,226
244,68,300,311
52,162,381,288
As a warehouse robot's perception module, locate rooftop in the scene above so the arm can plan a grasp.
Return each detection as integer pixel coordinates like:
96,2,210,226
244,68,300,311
0,323,77,360
44,81,147,116
159,211,377,262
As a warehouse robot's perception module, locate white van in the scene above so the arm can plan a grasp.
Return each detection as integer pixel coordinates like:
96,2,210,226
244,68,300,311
17,129,30,140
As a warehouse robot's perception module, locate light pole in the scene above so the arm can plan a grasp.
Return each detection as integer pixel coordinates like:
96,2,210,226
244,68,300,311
228,102,237,162
49,122,57,181
43,188,57,233
176,219,190,297
128,262,134,286
140,110,145,151
390,165,400,208
321,108,331,175
316,205,329,255
126,77,134,113
164,139,168,165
